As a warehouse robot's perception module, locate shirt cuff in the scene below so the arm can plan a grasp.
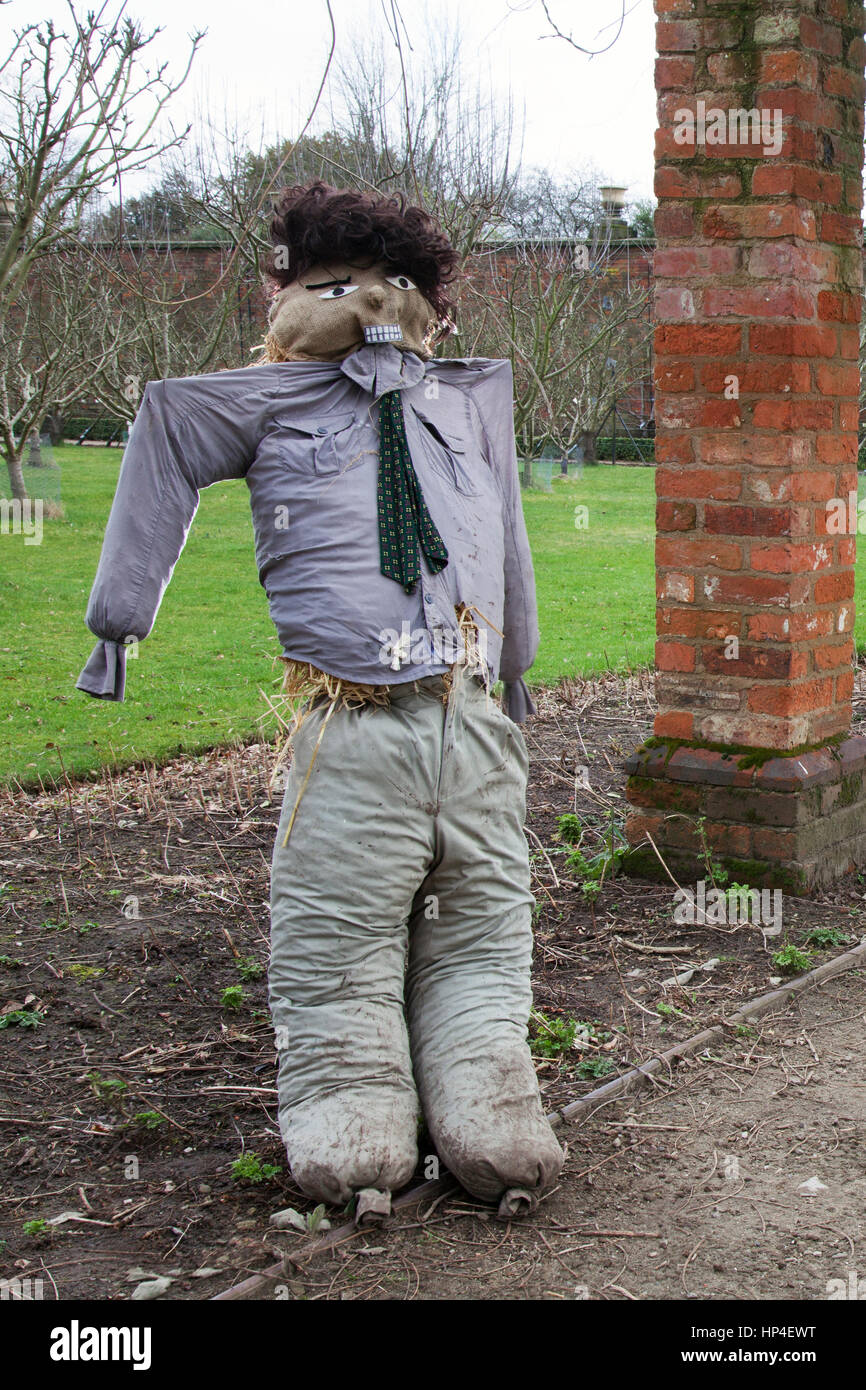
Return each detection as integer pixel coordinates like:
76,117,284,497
76,640,128,702
502,677,535,723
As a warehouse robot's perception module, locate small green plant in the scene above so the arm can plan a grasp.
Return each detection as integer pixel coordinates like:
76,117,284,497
220,985,245,1011
528,1011,577,1059
802,927,848,950
0,954,24,968
695,816,729,889
231,1152,282,1183
22,1219,48,1238
0,1009,44,1029
581,879,602,905
129,1111,166,1131
87,1072,128,1102
734,1024,757,1039
237,956,265,982
724,882,751,907
566,811,628,887
69,963,104,981
576,1057,615,1080
772,943,813,976
306,1204,328,1235
556,814,583,846
656,1002,683,1019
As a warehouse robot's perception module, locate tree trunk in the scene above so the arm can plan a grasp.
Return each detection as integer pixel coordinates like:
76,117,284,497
28,431,45,467
5,454,28,501
578,430,598,464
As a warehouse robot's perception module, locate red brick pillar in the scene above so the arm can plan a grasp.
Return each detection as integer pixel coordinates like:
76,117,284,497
625,0,866,891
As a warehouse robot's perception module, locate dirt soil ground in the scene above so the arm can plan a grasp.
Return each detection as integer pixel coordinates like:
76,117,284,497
2,671,865,1301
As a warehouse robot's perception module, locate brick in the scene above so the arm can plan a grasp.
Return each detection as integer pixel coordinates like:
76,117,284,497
658,608,741,639
816,433,858,465
758,50,819,87
702,285,815,319
656,466,741,500
654,711,695,739
707,573,811,607
753,400,834,430
697,399,742,427
814,639,853,671
655,205,695,238
702,645,807,680
656,323,743,355
657,571,695,602
822,212,863,246
815,362,860,395
626,778,702,813
656,537,743,569
817,290,860,323
751,542,835,574
749,324,837,358
656,19,699,51
800,17,843,59
654,362,695,392
704,504,798,537
747,678,834,716
656,500,696,530
791,471,840,502
746,610,833,642
751,165,842,204
654,433,695,463
814,571,855,602
655,55,695,89
747,241,839,284
700,361,811,395
654,245,741,277
703,203,816,241
656,640,696,672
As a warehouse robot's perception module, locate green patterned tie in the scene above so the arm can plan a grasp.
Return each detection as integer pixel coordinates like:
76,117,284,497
377,390,449,593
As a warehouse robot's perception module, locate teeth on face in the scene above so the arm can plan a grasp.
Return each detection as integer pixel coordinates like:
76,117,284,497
363,324,402,343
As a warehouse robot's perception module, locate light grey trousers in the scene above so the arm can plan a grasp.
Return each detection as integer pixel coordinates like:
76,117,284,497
269,667,564,1205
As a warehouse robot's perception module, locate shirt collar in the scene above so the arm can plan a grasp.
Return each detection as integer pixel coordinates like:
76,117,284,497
339,345,427,398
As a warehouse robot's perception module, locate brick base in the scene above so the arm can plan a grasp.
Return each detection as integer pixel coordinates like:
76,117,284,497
624,736,866,894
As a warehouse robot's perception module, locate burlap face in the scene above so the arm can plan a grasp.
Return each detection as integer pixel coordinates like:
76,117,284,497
267,260,437,362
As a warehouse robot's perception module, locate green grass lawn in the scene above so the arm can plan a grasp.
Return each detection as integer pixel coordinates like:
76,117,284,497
0,449,858,786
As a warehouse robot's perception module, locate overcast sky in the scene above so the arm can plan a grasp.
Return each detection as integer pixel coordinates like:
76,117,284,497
4,0,656,203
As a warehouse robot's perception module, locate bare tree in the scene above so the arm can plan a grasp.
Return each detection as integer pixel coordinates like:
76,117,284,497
80,236,259,421
0,241,128,490
456,170,652,462
0,4,201,497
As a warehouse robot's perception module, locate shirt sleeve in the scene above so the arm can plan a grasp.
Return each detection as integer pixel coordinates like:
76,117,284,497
465,362,540,693
76,369,267,701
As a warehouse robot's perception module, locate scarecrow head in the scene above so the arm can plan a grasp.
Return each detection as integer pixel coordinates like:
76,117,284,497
263,181,458,363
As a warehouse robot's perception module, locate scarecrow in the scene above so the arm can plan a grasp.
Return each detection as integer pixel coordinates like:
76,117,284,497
77,182,564,1215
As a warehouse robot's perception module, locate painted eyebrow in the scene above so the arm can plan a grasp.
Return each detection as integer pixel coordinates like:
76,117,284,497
304,275,352,289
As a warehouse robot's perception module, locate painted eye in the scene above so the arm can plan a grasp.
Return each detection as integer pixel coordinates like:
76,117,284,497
318,284,360,299
385,275,416,291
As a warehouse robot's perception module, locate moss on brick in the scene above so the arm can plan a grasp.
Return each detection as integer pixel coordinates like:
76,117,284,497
838,771,865,808
640,733,845,772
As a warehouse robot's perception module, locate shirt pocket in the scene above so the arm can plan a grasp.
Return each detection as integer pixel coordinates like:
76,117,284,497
413,411,481,497
275,411,363,476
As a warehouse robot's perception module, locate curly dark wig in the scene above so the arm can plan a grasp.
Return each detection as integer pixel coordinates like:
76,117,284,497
267,181,458,325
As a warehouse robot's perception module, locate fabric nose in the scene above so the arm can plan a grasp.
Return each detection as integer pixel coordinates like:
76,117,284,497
365,286,386,310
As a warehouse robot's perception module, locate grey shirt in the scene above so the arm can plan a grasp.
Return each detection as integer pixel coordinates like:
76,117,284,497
76,345,539,720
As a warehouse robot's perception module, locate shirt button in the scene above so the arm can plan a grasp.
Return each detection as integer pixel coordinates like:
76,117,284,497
315,427,328,435
424,595,433,604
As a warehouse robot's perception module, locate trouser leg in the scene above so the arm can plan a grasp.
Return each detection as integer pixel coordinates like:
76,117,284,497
269,696,440,1205
405,675,564,1202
